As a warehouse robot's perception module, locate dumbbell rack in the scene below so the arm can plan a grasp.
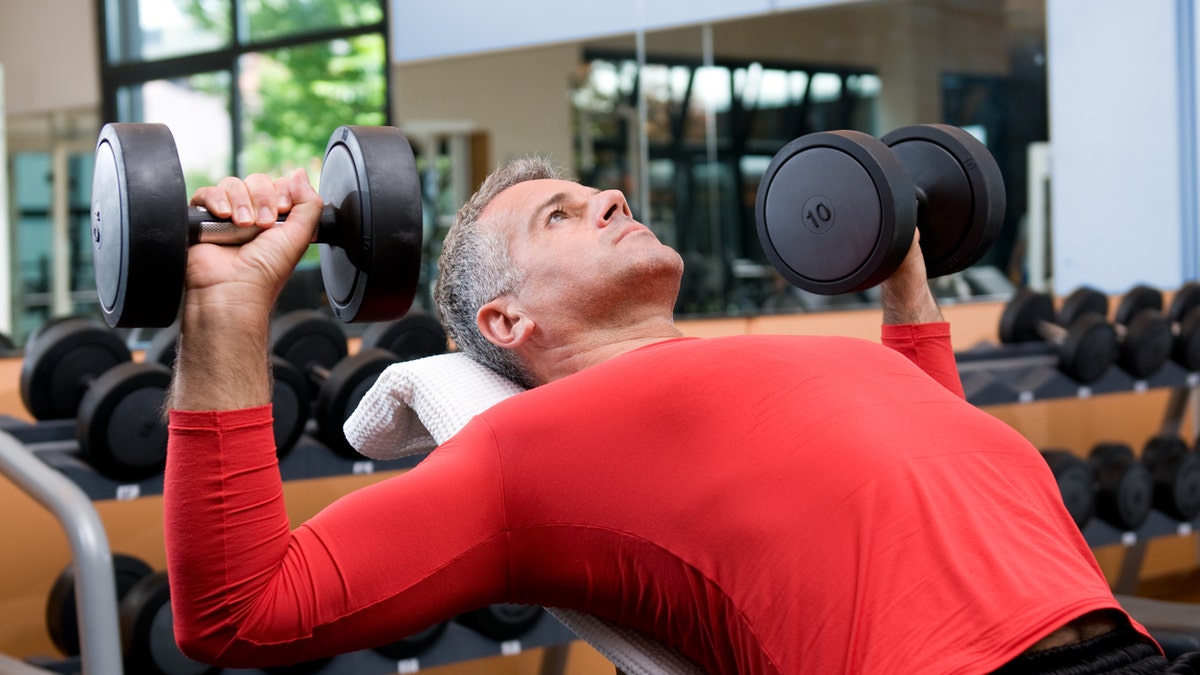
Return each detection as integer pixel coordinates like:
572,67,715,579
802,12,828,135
0,418,578,675
957,344,1200,594
957,342,1200,406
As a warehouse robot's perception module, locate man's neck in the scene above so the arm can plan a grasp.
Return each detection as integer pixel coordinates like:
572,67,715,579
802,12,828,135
525,316,683,385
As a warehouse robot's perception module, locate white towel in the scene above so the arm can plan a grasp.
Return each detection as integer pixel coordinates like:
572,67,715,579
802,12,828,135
344,352,524,461
343,352,705,675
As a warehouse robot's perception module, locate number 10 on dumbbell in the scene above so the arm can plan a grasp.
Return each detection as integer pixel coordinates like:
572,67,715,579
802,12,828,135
90,123,424,328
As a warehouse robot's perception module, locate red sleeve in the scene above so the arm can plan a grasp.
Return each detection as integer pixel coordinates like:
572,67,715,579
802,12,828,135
164,407,511,668
880,322,965,399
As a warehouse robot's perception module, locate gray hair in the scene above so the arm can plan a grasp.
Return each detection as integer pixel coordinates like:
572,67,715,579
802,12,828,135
434,156,565,388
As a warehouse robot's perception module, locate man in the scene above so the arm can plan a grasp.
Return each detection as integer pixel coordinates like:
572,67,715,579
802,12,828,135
164,158,1176,674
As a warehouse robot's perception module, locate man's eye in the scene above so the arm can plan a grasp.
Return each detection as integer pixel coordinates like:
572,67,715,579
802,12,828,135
548,209,568,224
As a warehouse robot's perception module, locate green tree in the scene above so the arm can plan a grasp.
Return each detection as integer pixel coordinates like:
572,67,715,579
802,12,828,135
179,0,387,176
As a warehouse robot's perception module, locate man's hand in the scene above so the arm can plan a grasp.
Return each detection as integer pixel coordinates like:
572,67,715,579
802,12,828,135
184,169,322,320
170,169,322,411
879,231,943,325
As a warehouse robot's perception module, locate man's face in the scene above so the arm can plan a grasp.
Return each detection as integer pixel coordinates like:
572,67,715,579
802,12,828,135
480,179,684,318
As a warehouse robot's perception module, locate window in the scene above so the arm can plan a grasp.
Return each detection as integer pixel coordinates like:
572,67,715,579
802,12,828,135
99,0,390,194
572,52,881,314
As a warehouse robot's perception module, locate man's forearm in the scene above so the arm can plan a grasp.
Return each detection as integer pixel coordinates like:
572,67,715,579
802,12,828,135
169,292,273,411
880,277,943,325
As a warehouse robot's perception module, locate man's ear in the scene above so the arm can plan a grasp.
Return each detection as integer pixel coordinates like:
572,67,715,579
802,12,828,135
477,296,534,349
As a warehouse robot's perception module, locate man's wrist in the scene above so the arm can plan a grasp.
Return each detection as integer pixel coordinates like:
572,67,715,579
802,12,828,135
880,281,943,325
170,292,274,411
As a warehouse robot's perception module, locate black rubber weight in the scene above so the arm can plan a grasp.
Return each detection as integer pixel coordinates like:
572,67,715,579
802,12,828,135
46,553,154,657
119,572,216,675
20,317,132,421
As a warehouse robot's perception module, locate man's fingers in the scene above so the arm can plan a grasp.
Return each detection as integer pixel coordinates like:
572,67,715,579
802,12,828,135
273,175,294,213
243,173,279,226
190,185,233,220
212,176,255,226
191,171,318,234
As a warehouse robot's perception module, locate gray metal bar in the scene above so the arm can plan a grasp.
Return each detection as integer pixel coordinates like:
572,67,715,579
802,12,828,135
0,432,124,675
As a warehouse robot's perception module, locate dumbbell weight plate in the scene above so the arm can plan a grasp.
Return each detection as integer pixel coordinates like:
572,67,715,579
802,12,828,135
20,318,133,421
92,124,189,328
374,621,448,660
1119,309,1173,378
1040,449,1095,529
1142,435,1200,521
456,603,544,641
271,309,349,399
880,124,1006,278
26,315,91,353
755,130,916,295
1089,442,1154,531
1114,285,1164,326
1175,306,1200,371
1058,314,1119,383
1058,287,1109,327
271,355,309,458
998,289,1057,344
315,348,397,458
76,361,172,481
46,553,154,657
119,572,217,675
361,310,449,361
1169,282,1200,323
318,126,422,324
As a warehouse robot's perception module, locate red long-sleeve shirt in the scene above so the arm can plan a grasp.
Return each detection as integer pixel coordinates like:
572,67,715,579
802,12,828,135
165,323,1137,674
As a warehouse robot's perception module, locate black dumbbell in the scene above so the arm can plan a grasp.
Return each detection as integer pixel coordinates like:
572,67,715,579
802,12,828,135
1165,282,1200,371
19,317,171,481
1088,442,1155,531
1142,435,1200,522
271,310,396,458
1040,449,1095,529
756,124,1005,295
119,571,217,675
455,604,544,641
998,288,1118,383
45,553,153,658
141,323,309,458
1057,286,1172,379
91,123,422,328
360,310,449,361
373,621,449,661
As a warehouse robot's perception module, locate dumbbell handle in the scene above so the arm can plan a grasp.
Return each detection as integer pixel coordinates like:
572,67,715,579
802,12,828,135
307,364,333,388
187,204,340,246
1035,319,1070,345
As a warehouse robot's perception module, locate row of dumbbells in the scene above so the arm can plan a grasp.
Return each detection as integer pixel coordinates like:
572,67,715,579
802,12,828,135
40,552,544,675
999,282,1200,383
1041,435,1200,532
17,309,450,483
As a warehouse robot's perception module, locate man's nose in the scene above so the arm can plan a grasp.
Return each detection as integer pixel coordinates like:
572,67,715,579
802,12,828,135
593,190,631,227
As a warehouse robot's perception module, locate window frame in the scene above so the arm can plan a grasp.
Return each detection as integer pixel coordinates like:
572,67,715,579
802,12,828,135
94,0,393,177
